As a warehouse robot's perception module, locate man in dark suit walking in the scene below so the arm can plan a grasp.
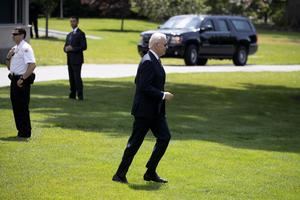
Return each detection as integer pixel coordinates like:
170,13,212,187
64,16,87,100
113,32,174,184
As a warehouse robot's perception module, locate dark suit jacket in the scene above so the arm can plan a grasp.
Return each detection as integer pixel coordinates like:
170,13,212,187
64,28,87,65
131,51,166,118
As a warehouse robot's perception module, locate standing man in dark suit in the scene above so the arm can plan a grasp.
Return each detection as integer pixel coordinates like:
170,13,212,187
64,16,87,100
113,32,174,184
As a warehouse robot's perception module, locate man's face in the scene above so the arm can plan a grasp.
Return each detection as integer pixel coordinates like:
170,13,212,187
70,18,78,29
11,31,23,43
156,38,168,57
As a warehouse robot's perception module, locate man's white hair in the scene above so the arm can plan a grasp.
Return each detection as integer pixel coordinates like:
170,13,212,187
149,32,167,48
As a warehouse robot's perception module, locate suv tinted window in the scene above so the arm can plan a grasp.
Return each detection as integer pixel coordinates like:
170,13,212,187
201,19,215,31
161,16,201,29
232,19,252,32
217,19,229,31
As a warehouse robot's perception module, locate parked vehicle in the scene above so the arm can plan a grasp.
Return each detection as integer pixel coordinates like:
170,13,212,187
138,14,258,66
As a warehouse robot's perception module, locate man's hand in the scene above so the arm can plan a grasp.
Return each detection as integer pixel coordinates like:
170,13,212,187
6,48,15,60
65,45,73,52
164,92,174,101
17,79,23,88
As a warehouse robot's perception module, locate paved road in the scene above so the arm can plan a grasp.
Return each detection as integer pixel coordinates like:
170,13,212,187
1,64,300,87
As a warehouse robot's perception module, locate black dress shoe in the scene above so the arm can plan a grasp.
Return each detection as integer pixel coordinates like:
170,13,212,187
69,93,76,99
112,174,128,184
78,96,84,101
78,92,84,100
143,172,168,183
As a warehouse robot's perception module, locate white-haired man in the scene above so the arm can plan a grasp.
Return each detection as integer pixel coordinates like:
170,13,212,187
113,32,174,184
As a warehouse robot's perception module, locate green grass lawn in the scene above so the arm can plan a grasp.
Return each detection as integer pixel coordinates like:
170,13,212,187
1,72,300,199
32,18,156,65
27,18,300,66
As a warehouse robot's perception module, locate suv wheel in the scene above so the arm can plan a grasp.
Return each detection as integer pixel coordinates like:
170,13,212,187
233,46,248,66
197,58,208,66
184,45,198,66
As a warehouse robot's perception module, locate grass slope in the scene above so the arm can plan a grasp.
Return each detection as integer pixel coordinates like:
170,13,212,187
0,72,300,199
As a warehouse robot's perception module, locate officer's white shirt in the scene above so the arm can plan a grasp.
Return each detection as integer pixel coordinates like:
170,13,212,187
10,40,36,75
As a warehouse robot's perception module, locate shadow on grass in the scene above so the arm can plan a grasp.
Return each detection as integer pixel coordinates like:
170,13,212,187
0,79,299,152
88,28,142,33
32,36,65,42
0,136,29,142
128,182,163,191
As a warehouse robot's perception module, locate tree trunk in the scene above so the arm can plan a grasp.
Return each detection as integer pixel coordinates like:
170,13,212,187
121,18,124,31
264,12,268,24
46,13,49,38
60,0,64,19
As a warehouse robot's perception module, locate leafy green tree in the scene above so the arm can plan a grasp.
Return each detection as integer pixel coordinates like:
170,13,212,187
205,0,290,27
205,0,250,15
32,0,59,38
132,0,207,22
204,0,231,14
82,0,130,31
245,0,274,24
286,0,300,28
81,0,130,17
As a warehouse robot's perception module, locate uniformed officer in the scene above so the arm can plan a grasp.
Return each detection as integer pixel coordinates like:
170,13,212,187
6,27,36,139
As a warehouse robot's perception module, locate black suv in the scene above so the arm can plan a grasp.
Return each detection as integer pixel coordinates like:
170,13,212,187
138,15,258,66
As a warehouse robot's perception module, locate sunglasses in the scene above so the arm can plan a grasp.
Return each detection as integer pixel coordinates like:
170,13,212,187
12,33,22,36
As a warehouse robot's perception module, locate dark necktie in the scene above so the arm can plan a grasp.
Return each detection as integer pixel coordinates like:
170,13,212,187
69,31,76,42
69,33,73,43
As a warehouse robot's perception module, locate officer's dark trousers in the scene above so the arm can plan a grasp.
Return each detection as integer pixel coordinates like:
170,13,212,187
116,116,171,177
10,80,31,138
68,64,83,97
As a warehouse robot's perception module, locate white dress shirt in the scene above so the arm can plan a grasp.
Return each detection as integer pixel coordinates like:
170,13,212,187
10,40,36,75
73,27,78,33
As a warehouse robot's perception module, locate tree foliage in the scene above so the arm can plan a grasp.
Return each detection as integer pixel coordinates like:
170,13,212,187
81,0,131,18
204,0,294,27
131,0,207,22
32,0,59,17
286,0,300,28
32,0,59,38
